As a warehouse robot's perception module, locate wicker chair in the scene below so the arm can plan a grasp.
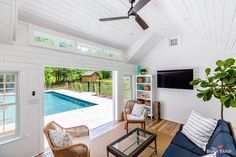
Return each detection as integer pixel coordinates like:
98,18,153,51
123,100,147,133
44,121,90,157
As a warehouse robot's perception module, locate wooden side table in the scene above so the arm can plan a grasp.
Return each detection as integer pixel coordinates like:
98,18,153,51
153,101,161,120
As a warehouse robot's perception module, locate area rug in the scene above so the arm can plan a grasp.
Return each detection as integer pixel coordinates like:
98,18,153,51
90,122,174,157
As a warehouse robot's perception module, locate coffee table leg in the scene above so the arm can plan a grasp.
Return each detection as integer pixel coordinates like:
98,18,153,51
155,138,157,155
107,150,109,157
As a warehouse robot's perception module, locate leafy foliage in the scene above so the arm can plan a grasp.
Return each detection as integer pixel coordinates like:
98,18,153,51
44,67,112,87
190,58,236,119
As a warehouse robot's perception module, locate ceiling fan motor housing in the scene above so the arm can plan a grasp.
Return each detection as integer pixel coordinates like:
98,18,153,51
99,0,150,30
128,8,136,17
129,0,136,4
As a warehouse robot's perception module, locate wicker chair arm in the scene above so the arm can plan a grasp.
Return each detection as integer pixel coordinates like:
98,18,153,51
124,102,129,121
124,100,137,119
52,143,89,152
64,125,89,137
124,102,130,113
143,110,148,119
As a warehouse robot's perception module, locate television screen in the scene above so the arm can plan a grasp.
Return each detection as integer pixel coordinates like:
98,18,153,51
157,69,193,90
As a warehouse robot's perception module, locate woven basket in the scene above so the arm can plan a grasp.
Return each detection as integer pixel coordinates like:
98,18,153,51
145,101,151,106
144,85,150,91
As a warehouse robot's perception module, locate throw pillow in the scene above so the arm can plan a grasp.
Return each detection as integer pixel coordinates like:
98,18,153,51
182,111,217,151
131,103,145,117
49,129,72,148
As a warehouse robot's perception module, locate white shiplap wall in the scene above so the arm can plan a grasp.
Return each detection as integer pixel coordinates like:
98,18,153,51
0,22,136,157
140,35,236,127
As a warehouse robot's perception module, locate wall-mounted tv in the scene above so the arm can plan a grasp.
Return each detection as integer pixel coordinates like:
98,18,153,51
157,69,193,90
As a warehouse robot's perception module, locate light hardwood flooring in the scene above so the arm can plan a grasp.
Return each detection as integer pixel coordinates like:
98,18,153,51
36,119,180,157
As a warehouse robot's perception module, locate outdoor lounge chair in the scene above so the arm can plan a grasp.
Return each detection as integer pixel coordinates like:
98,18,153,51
44,121,90,157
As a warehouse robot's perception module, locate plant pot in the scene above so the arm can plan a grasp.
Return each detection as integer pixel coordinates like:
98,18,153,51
144,85,150,91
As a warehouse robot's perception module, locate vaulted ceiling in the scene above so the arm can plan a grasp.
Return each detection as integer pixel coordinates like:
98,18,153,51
18,0,236,53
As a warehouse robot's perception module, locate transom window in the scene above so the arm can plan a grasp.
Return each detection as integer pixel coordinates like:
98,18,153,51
31,30,122,60
77,43,121,60
77,43,102,56
0,73,17,137
34,31,74,49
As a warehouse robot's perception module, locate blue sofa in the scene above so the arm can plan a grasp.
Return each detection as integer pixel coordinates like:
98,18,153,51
162,120,236,157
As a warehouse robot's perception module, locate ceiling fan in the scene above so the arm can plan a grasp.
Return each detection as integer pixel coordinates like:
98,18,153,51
99,0,151,30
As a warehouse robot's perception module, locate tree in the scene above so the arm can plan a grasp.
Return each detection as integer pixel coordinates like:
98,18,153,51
44,67,55,86
190,58,236,119
98,71,112,79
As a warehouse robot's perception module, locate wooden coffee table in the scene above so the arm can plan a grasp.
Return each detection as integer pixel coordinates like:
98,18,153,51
107,128,157,157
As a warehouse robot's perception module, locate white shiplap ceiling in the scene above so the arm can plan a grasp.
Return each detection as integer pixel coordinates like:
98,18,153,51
18,0,236,53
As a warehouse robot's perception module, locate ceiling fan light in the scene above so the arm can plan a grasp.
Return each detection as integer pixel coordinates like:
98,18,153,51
129,15,136,21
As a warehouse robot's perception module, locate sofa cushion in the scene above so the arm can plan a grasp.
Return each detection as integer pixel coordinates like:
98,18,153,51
162,144,200,157
207,120,231,149
72,136,90,149
207,132,236,157
127,114,145,121
172,131,206,156
215,153,232,157
182,111,217,151
201,153,231,157
201,153,217,157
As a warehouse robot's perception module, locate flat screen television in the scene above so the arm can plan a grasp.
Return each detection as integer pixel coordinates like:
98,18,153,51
157,69,193,90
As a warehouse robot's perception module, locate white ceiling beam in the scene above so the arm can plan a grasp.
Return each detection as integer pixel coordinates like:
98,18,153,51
0,0,18,44
125,32,164,64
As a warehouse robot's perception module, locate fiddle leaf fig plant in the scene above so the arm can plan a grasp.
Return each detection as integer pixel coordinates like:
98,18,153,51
190,58,236,119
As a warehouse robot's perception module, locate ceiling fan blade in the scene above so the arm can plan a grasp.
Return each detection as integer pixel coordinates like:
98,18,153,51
135,14,149,30
99,16,129,21
133,0,151,13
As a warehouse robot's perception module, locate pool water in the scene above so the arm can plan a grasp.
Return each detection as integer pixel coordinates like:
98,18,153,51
0,96,15,104
0,92,97,125
44,92,97,116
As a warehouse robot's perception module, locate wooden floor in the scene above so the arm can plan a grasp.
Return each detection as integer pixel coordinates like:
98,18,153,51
37,119,180,157
37,119,236,157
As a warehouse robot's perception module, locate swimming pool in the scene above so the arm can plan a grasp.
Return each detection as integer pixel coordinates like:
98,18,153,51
44,92,97,116
0,92,97,125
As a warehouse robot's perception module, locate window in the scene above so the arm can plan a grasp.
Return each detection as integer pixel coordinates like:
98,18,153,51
77,43,122,60
31,28,122,60
34,31,74,49
0,73,17,137
103,49,121,60
123,76,133,104
77,43,102,56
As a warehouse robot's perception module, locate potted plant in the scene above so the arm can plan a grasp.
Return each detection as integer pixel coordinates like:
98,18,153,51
190,58,236,119
141,69,147,75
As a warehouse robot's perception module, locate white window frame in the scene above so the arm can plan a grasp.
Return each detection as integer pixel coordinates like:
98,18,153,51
33,31,75,50
28,24,123,61
123,75,133,104
0,72,19,142
77,42,122,60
